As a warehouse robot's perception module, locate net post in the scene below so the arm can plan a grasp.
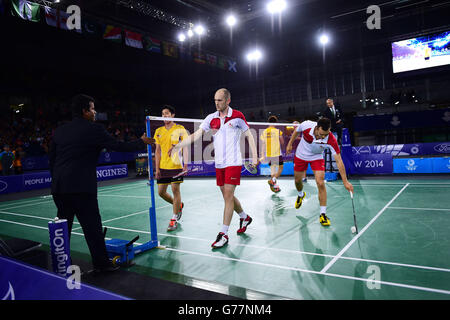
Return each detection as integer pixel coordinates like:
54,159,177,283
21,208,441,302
145,116,158,244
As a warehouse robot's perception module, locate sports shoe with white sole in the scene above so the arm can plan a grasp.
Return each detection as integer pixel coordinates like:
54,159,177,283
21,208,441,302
319,213,331,226
211,232,229,248
167,219,178,231
295,192,306,209
237,215,253,234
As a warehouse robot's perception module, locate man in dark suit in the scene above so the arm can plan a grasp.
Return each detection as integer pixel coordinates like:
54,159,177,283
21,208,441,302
322,98,343,145
49,94,153,272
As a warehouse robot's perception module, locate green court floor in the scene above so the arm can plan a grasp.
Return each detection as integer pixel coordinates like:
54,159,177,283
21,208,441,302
1,177,450,299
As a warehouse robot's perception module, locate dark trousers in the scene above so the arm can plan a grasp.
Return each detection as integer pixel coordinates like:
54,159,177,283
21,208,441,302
52,193,110,269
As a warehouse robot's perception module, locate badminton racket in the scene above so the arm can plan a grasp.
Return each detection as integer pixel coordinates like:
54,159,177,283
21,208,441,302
350,191,359,234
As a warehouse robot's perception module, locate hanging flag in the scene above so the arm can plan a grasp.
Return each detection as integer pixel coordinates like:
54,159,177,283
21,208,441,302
162,41,178,58
103,25,122,43
228,59,237,72
82,15,105,39
124,30,143,49
142,35,161,53
11,0,40,22
217,56,227,70
44,7,57,28
206,53,217,67
193,51,206,64
44,7,79,32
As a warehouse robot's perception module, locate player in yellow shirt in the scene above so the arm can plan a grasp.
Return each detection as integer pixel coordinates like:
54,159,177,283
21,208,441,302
154,105,188,231
259,116,285,193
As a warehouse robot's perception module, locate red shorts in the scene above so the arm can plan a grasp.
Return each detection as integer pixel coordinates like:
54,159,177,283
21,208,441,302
294,156,325,172
216,166,242,186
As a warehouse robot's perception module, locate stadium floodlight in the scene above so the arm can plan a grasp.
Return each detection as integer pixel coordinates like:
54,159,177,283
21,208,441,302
246,49,263,62
178,33,186,42
187,29,194,38
226,14,237,27
194,24,205,35
267,0,287,14
319,34,329,45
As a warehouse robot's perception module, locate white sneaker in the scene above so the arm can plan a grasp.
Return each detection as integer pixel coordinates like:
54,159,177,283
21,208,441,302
211,232,229,248
237,215,253,234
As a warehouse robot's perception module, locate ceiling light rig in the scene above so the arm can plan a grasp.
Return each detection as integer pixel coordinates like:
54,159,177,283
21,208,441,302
112,0,216,40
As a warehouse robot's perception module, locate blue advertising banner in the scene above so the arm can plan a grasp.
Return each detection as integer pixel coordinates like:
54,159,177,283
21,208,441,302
186,161,261,177
186,161,216,176
341,128,351,148
96,164,128,181
351,142,450,157
393,157,450,173
393,158,433,173
0,175,22,194
432,157,450,173
0,164,128,195
343,153,393,175
260,162,313,176
22,171,52,191
48,219,71,278
22,151,143,172
0,256,129,300
353,108,450,132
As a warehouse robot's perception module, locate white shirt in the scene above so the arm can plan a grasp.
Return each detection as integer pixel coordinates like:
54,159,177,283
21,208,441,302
295,120,340,161
200,107,249,169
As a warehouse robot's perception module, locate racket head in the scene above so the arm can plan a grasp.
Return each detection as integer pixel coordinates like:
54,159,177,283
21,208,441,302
243,161,258,175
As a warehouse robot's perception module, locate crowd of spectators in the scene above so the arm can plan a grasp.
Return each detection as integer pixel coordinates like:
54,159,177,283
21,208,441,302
0,103,145,176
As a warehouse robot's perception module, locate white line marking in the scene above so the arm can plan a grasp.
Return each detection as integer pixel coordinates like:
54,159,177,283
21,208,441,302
0,182,148,211
320,183,410,274
389,207,450,211
101,224,450,273
0,197,50,208
0,219,85,237
97,183,148,194
0,210,79,225
0,200,54,211
162,246,450,296
2,217,449,296
97,194,150,199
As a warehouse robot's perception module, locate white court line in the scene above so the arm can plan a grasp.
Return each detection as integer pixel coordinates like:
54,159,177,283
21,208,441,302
161,246,450,296
0,197,50,208
389,207,450,212
329,184,450,188
71,206,162,232
101,224,450,273
320,183,410,274
1,217,449,296
0,219,85,237
0,182,149,211
97,183,148,194
0,210,80,225
98,194,150,199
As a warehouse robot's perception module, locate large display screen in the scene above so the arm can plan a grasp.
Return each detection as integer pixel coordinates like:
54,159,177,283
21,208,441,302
392,31,450,73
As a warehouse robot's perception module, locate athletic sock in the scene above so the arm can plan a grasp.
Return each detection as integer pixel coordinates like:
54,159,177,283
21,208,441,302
272,177,277,183
221,224,229,235
320,206,327,214
172,214,178,220
238,211,247,219
298,191,304,197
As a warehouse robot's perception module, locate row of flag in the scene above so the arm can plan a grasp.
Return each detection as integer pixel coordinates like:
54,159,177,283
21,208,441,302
7,0,238,72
